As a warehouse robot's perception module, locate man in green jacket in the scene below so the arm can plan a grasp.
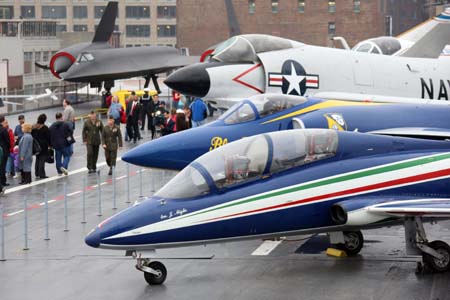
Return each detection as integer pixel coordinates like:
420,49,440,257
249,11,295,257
82,111,103,173
102,116,123,175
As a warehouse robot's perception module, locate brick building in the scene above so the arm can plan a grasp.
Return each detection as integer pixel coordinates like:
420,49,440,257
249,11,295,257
177,0,430,55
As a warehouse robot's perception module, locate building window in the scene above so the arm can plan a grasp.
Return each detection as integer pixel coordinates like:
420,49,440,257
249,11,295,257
24,52,33,61
0,6,14,19
298,0,305,13
328,22,336,35
157,6,176,19
126,44,133,48
74,25,88,32
24,52,32,74
56,25,66,32
354,0,360,13
42,6,67,19
126,25,150,37
157,25,176,37
126,6,150,19
73,6,87,19
43,51,49,62
328,1,336,13
248,0,255,14
94,6,118,19
271,0,279,13
34,51,41,62
21,6,35,19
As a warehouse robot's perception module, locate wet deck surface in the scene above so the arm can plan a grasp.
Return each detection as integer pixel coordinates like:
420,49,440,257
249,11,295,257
1,101,450,300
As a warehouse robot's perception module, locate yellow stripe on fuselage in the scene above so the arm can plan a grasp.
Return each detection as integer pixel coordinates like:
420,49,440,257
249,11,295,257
261,100,381,125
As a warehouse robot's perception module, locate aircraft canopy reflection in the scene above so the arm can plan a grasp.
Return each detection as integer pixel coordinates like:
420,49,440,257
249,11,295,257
219,94,307,124
210,34,303,63
156,129,338,200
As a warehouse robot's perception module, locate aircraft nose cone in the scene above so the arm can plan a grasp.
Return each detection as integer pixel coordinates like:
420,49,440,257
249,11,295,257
85,229,101,248
122,134,191,170
165,63,211,98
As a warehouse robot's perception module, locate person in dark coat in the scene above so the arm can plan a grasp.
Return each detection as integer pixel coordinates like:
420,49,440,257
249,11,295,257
149,94,160,139
49,112,73,176
19,123,33,184
126,92,142,143
139,89,152,131
160,110,175,136
0,116,11,186
32,114,50,179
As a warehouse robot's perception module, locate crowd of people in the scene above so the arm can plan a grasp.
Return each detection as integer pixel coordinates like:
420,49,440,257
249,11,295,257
0,90,210,194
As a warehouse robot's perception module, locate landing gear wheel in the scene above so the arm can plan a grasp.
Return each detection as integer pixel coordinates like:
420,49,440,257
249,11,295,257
143,261,167,285
422,240,450,272
337,231,364,255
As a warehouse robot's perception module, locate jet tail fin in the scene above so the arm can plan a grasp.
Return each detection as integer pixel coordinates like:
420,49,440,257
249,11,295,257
398,8,450,59
92,1,118,43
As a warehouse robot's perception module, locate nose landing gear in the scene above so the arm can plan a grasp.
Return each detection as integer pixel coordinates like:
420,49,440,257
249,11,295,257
130,251,168,285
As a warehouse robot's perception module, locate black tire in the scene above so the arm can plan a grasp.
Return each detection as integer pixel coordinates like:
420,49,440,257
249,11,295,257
337,231,364,255
144,261,167,285
143,261,167,285
422,240,450,272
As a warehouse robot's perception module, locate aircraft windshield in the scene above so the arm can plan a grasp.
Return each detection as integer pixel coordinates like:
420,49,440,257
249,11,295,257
219,94,307,124
212,34,303,63
352,37,401,55
155,130,338,199
77,53,95,63
155,166,210,199
220,102,256,124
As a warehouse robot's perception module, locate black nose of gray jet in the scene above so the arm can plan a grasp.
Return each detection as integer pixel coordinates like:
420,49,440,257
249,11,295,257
165,62,213,98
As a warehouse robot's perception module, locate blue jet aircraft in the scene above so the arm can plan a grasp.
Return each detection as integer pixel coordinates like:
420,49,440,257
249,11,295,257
122,94,450,170
87,129,450,285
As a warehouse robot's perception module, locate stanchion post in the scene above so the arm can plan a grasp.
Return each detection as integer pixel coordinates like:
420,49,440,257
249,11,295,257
23,196,29,250
44,189,50,240
139,168,143,197
81,175,87,223
151,168,155,192
63,182,69,232
97,170,102,216
0,204,5,261
126,164,131,204
112,166,117,210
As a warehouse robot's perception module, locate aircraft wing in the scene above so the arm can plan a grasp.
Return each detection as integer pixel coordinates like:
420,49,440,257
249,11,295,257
367,199,450,218
334,198,450,226
368,127,450,140
396,9,450,59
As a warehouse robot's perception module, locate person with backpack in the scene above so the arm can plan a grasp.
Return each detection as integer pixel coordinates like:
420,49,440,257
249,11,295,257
19,123,33,184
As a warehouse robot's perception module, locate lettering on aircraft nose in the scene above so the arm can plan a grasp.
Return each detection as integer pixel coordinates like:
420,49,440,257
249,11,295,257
209,136,228,151
268,60,319,96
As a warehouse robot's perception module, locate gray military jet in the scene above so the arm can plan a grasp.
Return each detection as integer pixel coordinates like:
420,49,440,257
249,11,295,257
36,1,198,91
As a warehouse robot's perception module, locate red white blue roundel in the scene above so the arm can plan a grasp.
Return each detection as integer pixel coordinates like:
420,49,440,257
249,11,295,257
268,60,319,96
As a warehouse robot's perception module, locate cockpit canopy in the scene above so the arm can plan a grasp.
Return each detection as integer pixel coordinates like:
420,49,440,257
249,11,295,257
76,52,95,63
219,94,308,125
155,129,338,199
352,37,402,55
211,34,304,63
